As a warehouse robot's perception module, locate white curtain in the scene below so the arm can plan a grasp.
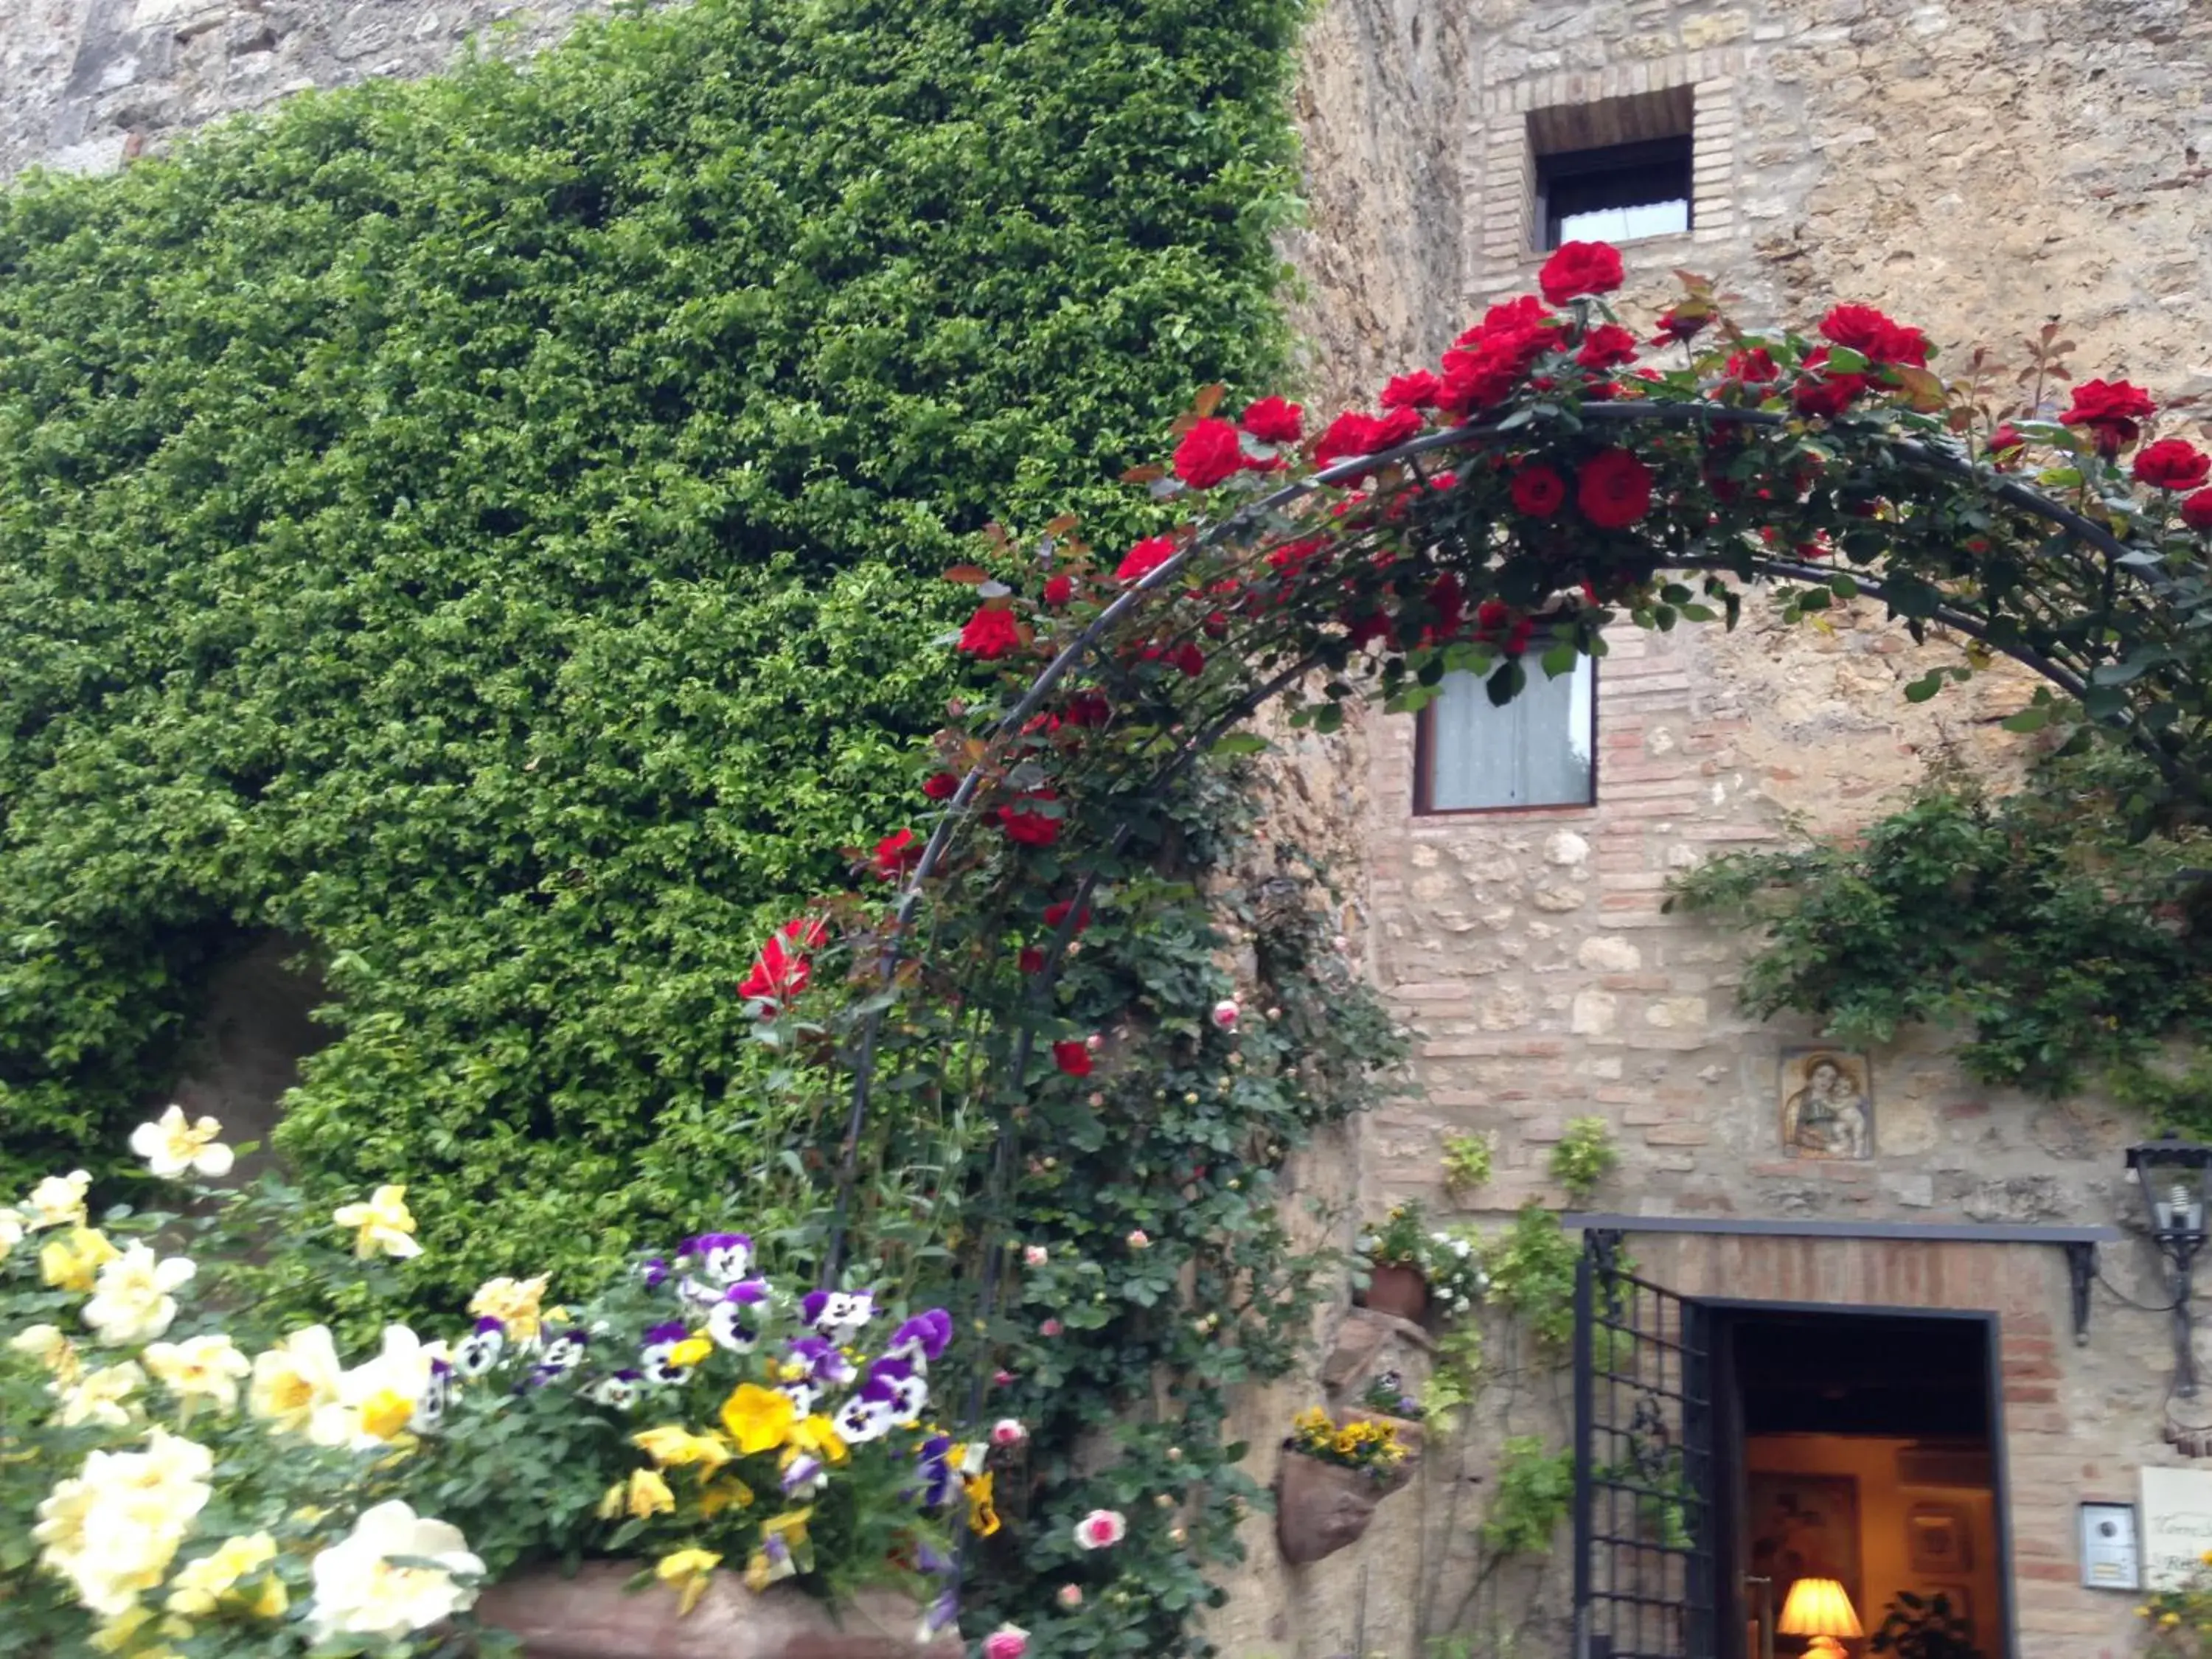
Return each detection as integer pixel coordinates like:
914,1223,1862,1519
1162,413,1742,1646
1428,658,1593,810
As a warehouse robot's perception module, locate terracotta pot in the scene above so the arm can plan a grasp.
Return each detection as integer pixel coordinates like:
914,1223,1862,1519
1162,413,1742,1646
1276,1450,1395,1565
473,1562,964,1659
1360,1262,1428,1321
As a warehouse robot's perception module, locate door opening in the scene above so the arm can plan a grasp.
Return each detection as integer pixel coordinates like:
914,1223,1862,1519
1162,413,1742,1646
1714,1307,2011,1659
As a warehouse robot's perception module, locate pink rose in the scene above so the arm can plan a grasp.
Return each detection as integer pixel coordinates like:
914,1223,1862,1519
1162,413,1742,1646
1074,1509,1127,1550
1057,1585,1084,1610
984,1627,1031,1659
992,1418,1029,1446
1127,1229,1150,1250
1040,1318,1063,1338
1023,1245,1048,1267
1210,998,1239,1031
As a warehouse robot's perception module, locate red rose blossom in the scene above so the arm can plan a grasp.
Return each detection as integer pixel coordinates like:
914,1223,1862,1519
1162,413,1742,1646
1115,536,1178,584
1019,947,1046,974
1172,416,1247,489
2061,378,2157,453
1381,370,1443,409
1574,324,1640,371
1651,305,1708,344
1988,423,2025,464
1238,395,1304,445
2183,489,2212,533
1724,347,1779,384
2133,437,2211,492
1537,240,1625,305
1475,599,1511,632
998,792,1062,847
1511,463,1568,518
1312,411,1380,471
1051,1040,1093,1077
922,771,960,801
1064,689,1112,727
872,828,920,880
1576,448,1655,529
1043,900,1091,933
1792,351,1868,419
739,917,828,1009
1041,573,1074,607
958,605,1022,658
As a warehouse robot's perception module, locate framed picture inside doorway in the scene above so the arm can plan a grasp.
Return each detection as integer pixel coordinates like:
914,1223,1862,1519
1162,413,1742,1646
1745,1472,1863,1646
1907,1503,1973,1573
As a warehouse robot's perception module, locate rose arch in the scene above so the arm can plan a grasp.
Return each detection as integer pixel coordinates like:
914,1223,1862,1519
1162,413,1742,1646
743,242,2212,1637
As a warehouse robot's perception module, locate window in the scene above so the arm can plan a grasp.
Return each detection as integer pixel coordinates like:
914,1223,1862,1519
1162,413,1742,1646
1528,86,1696,250
1416,658,1595,813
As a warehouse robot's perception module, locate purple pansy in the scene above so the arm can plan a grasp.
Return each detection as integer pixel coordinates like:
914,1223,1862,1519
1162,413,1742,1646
453,1317,506,1379
800,1288,874,1338
411,1358,454,1433
782,1453,827,1497
590,1369,643,1411
786,1336,856,1387
883,1308,953,1370
831,1381,897,1444
639,1321,694,1387
706,1282,766,1353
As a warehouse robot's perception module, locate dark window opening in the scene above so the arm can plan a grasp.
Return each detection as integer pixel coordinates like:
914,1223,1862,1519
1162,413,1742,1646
1537,135,1694,249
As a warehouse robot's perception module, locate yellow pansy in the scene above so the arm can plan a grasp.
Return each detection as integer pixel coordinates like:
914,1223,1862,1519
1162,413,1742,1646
331,1185,421,1259
742,1509,814,1593
719,1382,796,1455
633,1425,734,1473
41,1226,119,1294
355,1389,414,1441
696,1475,755,1518
655,1548,720,1617
964,1470,1002,1539
467,1275,549,1343
667,1336,713,1368
788,1413,849,1464
597,1468,676,1521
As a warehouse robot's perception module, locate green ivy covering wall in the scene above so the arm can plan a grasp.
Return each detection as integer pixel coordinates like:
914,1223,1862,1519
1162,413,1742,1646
0,0,1304,1294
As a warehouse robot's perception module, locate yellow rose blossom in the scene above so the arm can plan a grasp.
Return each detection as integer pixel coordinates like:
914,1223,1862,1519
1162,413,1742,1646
24,1169,91,1230
597,1468,677,1521
41,1226,119,1293
8,1321,84,1386
0,1204,23,1259
165,1531,284,1619
83,1242,198,1344
88,1605,184,1656
654,1548,720,1617
719,1383,796,1455
128,1106,235,1182
695,1475,755,1517
248,1325,345,1439
331,1184,421,1259
467,1274,549,1343
633,1425,734,1473
143,1333,252,1421
57,1361,148,1429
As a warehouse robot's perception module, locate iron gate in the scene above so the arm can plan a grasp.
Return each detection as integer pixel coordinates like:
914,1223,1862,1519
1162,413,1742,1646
1573,1231,1717,1659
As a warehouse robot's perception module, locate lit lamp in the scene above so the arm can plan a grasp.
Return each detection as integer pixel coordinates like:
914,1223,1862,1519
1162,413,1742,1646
1777,1577,1861,1659
2125,1132,2212,1397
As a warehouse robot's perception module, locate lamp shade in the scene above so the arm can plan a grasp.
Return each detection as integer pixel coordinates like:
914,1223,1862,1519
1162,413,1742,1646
1778,1578,1862,1639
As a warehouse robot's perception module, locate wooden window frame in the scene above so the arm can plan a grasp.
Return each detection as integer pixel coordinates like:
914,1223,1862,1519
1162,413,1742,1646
1534,134,1695,251
1412,656,1600,818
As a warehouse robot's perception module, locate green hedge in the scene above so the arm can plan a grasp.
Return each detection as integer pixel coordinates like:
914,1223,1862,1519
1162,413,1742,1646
0,0,1302,1294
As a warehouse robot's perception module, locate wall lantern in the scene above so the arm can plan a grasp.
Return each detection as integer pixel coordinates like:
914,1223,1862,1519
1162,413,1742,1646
2125,1132,2212,1397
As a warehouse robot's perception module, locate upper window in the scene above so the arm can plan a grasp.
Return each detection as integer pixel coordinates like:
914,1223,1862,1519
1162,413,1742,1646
1416,658,1596,814
1528,87,1695,251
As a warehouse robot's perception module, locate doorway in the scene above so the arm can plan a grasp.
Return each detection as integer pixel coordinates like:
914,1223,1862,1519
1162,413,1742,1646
1713,1305,2012,1659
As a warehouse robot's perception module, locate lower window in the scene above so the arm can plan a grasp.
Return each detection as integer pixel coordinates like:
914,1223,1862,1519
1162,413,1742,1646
1416,657,1596,813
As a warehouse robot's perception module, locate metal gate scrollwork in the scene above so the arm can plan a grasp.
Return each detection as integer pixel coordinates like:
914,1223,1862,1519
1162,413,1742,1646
1573,1231,1717,1659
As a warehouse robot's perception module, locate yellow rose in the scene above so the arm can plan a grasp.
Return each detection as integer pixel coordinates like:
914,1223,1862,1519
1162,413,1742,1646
165,1531,282,1618
8,1322,83,1386
83,1243,198,1345
24,1169,91,1231
331,1185,420,1259
467,1275,549,1343
144,1334,252,1420
57,1362,147,1430
249,1326,346,1439
41,1226,119,1294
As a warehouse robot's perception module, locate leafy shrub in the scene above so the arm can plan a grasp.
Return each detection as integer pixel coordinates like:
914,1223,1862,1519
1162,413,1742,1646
1549,1117,1617,1203
0,0,1302,1300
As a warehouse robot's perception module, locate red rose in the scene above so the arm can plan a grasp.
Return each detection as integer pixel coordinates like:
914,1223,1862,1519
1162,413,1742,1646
922,771,960,801
1460,296,1556,343
1792,351,1868,419
1238,395,1304,445
1019,947,1046,974
1043,900,1091,933
1577,448,1655,529
1051,1040,1093,1077
739,917,828,1009
1172,416,1247,489
1381,370,1442,409
1312,411,1381,470
1041,573,1074,607
998,791,1062,847
2183,489,2212,533
958,605,1022,658
2133,437,2211,492
1723,347,1779,384
1064,689,1112,727
1475,598,1511,632
872,828,920,880
1116,536,1178,584
1422,571,1465,643
1370,404,1424,450
2061,378,2157,453
1651,305,1708,344
1169,640,1206,677
1537,240,1624,305
1504,616,1535,655
1574,324,1639,371
1818,304,1926,366
1511,463,1568,518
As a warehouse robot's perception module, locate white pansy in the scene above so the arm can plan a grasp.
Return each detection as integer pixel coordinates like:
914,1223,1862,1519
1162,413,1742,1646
82,1243,196,1345
128,1105,236,1180
307,1500,484,1642
24,1169,91,1231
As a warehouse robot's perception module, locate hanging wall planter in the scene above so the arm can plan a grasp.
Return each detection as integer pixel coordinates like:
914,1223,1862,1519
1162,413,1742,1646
1360,1262,1429,1322
1274,1451,1401,1565
473,1565,964,1659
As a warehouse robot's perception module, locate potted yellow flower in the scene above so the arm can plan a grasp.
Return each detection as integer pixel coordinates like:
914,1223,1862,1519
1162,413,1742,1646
1273,1407,1412,1566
